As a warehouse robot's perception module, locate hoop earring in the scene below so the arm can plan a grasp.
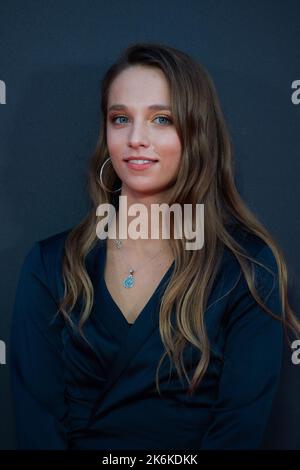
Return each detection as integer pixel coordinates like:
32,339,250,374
99,156,122,193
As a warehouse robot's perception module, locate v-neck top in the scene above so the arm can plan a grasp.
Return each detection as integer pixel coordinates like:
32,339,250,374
98,236,175,334
9,226,284,450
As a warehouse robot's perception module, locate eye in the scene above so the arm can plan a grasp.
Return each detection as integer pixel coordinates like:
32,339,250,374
153,115,173,125
109,114,173,125
110,115,128,124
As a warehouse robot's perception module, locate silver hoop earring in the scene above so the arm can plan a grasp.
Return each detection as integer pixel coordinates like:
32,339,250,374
99,156,122,193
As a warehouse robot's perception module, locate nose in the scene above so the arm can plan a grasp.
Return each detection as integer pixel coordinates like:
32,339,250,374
127,120,150,148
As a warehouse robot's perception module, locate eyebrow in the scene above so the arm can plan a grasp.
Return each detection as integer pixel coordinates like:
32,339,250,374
108,104,172,112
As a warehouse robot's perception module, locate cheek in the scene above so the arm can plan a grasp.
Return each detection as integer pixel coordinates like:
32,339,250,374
159,136,182,166
106,130,121,150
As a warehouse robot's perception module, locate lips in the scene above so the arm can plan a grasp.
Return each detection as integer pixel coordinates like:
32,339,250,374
124,156,158,162
124,159,158,170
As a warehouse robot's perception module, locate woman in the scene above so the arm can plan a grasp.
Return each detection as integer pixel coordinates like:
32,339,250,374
10,42,300,450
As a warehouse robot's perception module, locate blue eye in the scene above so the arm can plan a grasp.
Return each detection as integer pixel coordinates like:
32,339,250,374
154,116,172,125
111,116,128,124
110,115,172,125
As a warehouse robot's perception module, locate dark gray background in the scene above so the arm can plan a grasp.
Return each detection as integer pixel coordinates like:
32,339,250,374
0,0,299,449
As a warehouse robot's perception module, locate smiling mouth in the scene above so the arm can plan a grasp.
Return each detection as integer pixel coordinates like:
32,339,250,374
124,159,158,170
124,157,158,162
126,159,157,164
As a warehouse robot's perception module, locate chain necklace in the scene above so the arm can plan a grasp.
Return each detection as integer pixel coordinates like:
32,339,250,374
113,238,167,289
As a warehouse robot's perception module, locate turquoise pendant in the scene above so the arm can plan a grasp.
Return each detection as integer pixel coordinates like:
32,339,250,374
123,273,135,288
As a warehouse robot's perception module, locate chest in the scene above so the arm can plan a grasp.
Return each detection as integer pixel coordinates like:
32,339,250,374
103,247,174,324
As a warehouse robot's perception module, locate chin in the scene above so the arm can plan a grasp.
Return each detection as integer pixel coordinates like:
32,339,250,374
123,182,167,196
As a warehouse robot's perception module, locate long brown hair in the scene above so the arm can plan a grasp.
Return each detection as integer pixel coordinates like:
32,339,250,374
58,42,300,395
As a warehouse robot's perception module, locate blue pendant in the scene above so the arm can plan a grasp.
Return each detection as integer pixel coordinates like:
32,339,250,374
123,274,135,288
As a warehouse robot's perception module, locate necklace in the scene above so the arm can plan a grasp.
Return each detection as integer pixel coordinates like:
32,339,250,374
113,238,167,289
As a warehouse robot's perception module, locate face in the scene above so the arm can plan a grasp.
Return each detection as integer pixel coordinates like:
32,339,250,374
106,65,182,200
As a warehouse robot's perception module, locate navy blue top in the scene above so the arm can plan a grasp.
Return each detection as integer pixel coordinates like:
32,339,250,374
9,225,283,450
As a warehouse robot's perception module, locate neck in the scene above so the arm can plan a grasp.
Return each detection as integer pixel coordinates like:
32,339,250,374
107,187,173,258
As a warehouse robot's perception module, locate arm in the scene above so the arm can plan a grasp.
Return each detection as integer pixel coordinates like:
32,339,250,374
9,241,69,449
200,245,284,449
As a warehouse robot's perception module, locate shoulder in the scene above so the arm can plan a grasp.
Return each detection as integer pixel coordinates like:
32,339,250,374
11,231,74,369
220,223,280,302
37,227,72,270
224,223,278,270
220,224,282,326
20,227,73,300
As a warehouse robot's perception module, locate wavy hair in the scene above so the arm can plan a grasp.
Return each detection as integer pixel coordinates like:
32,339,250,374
58,42,300,395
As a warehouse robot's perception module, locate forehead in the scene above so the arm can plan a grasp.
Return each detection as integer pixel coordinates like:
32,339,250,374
107,65,170,106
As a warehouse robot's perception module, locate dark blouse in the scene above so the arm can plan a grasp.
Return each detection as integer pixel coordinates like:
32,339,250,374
9,225,283,450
